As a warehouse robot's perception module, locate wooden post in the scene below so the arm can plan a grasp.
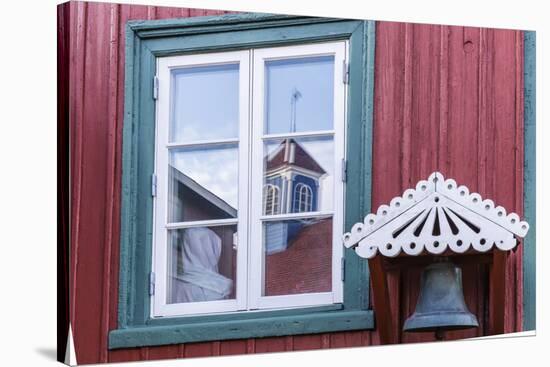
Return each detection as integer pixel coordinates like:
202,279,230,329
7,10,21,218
489,250,507,335
368,257,395,344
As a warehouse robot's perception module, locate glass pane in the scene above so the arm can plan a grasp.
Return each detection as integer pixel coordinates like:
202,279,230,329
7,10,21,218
170,64,239,143
263,136,334,215
169,144,238,223
263,217,332,296
167,226,237,304
265,56,334,135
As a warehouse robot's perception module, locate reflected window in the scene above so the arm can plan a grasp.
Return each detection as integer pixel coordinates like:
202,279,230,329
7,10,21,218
294,183,313,213
263,184,280,215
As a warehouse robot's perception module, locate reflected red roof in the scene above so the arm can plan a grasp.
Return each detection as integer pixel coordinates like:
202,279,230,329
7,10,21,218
266,139,326,175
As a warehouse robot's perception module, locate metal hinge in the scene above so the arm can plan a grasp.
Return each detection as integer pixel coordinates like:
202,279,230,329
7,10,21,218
341,258,346,281
153,76,159,100
341,159,347,182
151,174,157,197
342,60,349,84
149,272,156,296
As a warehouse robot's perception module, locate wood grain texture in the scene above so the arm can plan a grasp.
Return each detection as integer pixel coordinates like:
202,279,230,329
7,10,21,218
66,1,526,362
57,2,71,362
372,23,525,342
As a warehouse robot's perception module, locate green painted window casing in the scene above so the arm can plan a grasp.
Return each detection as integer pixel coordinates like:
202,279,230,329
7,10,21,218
110,13,376,349
523,30,536,331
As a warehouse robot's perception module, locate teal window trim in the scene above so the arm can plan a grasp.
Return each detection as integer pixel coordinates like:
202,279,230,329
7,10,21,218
111,13,376,349
523,30,536,331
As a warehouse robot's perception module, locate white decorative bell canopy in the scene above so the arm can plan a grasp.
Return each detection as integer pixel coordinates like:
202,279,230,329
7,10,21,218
343,172,529,259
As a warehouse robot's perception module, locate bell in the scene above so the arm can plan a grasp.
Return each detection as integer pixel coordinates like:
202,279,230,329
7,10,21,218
403,259,479,335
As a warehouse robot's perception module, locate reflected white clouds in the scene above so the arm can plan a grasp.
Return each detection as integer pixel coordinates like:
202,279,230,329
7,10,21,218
170,145,239,210
170,64,239,143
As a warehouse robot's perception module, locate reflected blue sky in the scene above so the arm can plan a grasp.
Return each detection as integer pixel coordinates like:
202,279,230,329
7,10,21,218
170,64,239,143
265,56,334,134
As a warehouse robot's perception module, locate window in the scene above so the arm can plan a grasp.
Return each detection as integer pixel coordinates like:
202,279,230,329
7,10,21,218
294,183,313,212
264,184,280,215
111,14,375,349
153,42,346,317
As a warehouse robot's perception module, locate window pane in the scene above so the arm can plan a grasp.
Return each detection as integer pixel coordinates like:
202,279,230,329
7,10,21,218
170,64,239,143
265,56,334,135
263,217,332,296
167,226,237,304
263,136,334,215
169,144,238,223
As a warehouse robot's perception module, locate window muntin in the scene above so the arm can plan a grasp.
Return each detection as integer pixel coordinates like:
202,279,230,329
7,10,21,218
154,42,346,317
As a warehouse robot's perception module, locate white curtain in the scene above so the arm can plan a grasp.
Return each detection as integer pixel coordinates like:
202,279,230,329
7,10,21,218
170,227,233,303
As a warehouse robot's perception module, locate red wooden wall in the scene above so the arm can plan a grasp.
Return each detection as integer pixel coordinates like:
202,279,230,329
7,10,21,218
62,1,525,364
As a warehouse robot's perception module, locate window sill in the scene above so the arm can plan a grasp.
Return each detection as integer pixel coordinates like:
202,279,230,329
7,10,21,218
108,308,374,349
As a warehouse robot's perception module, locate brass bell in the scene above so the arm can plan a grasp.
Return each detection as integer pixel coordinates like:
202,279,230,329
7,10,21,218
403,259,479,335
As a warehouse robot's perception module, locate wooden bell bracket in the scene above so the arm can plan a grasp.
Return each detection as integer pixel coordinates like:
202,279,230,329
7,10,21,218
343,172,530,342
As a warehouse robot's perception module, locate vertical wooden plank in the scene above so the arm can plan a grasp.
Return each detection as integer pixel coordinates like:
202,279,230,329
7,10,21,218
72,1,109,363
438,25,450,172
99,2,120,363
146,345,181,361
372,21,405,208
329,331,363,348
489,251,507,334
246,339,255,354
489,28,522,335
57,2,71,362
401,23,413,187
109,349,143,363
367,257,395,344
69,0,86,337
410,23,440,178
447,26,480,188
184,342,214,358
254,337,287,353
220,340,249,356
292,335,323,351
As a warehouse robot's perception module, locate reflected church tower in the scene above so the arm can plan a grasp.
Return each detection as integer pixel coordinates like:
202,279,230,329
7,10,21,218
263,139,326,215
263,139,327,254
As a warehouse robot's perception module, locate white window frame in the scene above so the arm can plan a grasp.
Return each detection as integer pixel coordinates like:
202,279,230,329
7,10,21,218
152,41,347,317
153,50,250,317
250,41,347,310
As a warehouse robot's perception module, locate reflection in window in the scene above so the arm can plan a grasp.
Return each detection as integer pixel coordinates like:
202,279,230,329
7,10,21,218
264,217,333,296
168,226,236,304
294,183,313,212
263,184,280,215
